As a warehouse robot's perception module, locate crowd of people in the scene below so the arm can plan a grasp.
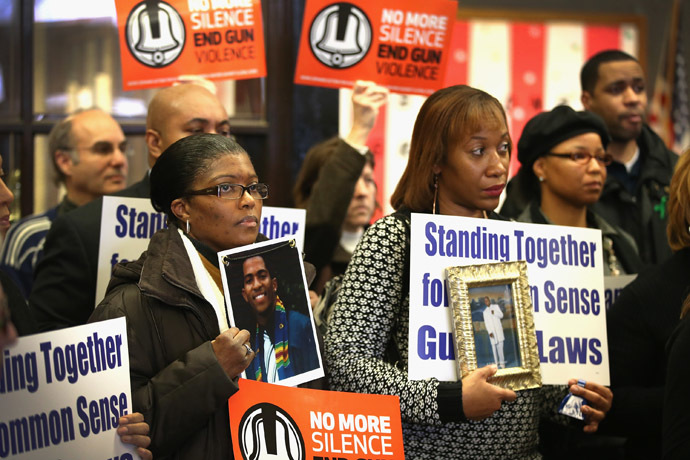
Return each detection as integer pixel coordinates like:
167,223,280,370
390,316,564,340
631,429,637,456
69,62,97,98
0,48,688,460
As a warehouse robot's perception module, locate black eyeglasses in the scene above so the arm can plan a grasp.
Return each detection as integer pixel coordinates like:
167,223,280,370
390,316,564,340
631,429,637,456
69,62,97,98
545,151,613,166
184,183,269,200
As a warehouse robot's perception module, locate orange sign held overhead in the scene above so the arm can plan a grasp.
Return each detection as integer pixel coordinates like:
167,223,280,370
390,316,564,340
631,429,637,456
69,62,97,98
295,0,457,95
229,379,405,460
115,0,266,91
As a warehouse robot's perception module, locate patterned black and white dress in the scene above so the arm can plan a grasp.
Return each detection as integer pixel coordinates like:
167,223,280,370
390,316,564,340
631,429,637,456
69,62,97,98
325,212,567,459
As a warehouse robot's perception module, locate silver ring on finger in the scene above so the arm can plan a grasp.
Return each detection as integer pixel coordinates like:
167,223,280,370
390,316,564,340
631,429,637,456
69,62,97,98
244,343,253,356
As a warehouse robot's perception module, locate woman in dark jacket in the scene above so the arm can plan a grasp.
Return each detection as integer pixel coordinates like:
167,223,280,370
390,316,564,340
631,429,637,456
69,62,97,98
663,151,690,460
90,134,267,459
608,149,690,459
514,105,642,276
664,294,690,459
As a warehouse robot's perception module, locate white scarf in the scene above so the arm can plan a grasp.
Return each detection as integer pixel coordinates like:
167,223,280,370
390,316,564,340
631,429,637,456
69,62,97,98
178,228,229,332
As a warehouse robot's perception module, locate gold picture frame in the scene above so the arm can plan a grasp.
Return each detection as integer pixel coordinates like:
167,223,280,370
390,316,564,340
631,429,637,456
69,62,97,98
446,261,541,391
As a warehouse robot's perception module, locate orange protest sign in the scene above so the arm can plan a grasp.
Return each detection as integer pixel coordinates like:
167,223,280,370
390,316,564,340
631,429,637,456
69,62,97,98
229,379,405,460
295,0,457,96
115,0,266,91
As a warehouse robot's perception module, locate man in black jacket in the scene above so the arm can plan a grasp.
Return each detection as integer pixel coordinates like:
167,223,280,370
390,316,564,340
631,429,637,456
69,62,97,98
581,50,677,266
31,84,232,331
502,51,677,267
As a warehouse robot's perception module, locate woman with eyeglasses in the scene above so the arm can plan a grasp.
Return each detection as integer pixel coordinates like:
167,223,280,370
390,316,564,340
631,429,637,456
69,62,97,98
90,133,268,459
325,86,613,459
515,105,642,275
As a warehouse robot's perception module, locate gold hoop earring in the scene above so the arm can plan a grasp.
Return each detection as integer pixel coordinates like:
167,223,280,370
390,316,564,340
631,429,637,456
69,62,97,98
433,174,439,215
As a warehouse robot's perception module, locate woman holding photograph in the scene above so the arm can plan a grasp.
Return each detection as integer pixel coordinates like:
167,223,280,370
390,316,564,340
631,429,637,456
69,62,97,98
90,134,267,459
325,85,612,458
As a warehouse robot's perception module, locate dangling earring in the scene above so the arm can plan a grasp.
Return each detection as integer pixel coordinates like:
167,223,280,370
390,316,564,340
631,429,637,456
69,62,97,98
186,220,190,234
432,174,439,215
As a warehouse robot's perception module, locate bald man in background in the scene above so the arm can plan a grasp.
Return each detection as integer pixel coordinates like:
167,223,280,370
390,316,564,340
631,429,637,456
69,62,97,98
31,84,231,331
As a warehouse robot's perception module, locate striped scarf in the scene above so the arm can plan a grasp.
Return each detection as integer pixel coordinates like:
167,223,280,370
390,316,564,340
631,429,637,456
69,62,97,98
252,296,295,382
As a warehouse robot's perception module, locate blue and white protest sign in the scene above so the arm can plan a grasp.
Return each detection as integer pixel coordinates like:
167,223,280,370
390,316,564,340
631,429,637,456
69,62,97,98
0,318,136,459
408,213,609,385
96,197,168,307
258,207,306,251
96,197,306,307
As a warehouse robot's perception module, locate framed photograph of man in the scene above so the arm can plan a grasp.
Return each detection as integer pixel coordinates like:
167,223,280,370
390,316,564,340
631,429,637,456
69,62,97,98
218,237,324,387
445,261,541,391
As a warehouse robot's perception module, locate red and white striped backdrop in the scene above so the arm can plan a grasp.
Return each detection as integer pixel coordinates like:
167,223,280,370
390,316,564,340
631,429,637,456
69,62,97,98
339,19,639,217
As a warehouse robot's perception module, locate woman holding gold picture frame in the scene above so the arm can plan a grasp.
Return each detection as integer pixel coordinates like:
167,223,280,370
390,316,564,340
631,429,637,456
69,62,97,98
325,85,613,459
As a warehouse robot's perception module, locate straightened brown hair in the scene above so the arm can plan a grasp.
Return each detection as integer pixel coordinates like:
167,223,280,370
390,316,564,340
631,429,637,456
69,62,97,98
667,150,690,252
390,85,510,212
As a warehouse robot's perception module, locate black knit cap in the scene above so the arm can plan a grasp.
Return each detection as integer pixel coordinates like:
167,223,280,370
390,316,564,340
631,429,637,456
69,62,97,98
517,105,610,169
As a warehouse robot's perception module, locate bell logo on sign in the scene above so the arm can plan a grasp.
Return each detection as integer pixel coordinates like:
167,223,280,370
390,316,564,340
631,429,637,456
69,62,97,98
309,2,372,69
238,403,306,460
125,0,186,67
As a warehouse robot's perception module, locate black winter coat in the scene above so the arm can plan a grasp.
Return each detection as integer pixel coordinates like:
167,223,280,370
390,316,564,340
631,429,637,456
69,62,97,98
592,125,677,265
89,226,239,460
517,201,643,275
604,247,690,458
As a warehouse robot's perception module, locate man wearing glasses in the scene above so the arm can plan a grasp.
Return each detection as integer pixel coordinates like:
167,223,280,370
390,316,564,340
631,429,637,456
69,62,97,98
31,83,232,331
0,109,129,298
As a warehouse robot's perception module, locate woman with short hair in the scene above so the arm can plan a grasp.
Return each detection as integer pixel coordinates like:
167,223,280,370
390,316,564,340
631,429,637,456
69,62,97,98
294,81,386,296
90,133,267,459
